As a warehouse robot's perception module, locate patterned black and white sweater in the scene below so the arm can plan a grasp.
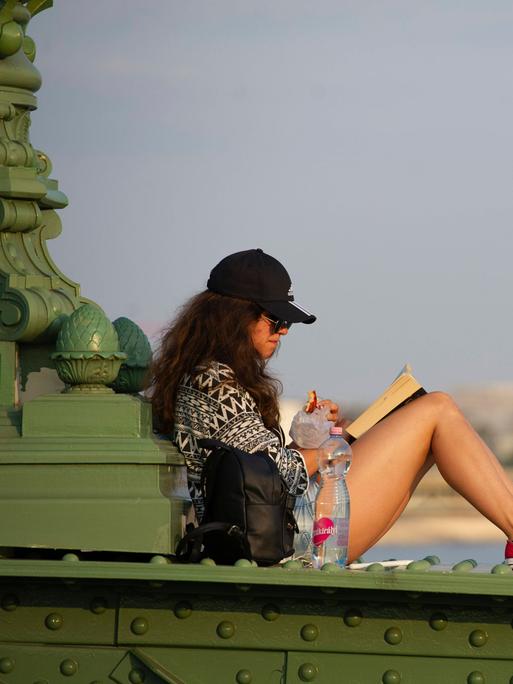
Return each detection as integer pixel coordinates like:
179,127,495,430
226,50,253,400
173,361,309,521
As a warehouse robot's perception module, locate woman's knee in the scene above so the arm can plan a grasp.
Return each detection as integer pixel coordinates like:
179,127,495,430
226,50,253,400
423,390,461,417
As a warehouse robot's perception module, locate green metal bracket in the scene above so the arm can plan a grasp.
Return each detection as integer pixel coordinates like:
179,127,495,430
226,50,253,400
26,0,53,18
111,650,186,684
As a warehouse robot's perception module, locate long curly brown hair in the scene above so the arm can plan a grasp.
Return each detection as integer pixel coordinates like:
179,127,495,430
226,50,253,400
149,291,282,433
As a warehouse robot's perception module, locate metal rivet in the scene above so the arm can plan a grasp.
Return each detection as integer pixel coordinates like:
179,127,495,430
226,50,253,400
321,562,342,573
344,608,362,627
452,559,477,573
491,563,511,575
366,563,385,573
45,613,63,630
0,657,14,673
236,670,252,684
382,670,401,684
467,672,485,684
200,557,216,566
469,629,488,647
283,560,303,570
234,558,252,567
217,621,235,639
217,619,234,639
261,603,280,621
128,669,146,684
174,601,192,619
300,624,319,641
149,555,168,565
406,560,431,572
429,613,448,631
90,598,108,614
130,617,149,635
423,555,440,565
1,594,18,611
384,627,403,645
60,659,78,676
298,663,318,682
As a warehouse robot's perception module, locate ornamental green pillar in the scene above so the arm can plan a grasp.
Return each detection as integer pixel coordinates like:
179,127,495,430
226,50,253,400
0,0,80,347
0,1,188,557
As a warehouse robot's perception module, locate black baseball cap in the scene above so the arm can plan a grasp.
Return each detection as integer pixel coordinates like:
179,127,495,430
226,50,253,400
207,248,316,324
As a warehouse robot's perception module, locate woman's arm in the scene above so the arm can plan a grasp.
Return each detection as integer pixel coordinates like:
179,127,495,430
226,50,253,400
192,364,310,496
295,447,319,477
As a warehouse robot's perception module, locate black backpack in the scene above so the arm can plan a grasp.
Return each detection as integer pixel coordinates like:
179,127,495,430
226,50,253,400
176,438,298,566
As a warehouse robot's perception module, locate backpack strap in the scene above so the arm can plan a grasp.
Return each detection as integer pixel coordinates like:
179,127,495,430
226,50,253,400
175,522,203,563
175,521,250,563
197,438,235,513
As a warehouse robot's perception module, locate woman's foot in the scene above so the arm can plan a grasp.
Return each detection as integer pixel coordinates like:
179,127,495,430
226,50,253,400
505,540,513,566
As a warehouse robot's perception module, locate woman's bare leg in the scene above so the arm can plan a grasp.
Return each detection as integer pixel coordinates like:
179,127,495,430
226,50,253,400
369,454,435,542
481,437,513,497
346,392,513,562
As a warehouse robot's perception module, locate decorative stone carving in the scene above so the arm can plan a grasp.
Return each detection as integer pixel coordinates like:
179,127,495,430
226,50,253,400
110,317,152,394
0,20,24,58
0,1,95,344
51,304,127,393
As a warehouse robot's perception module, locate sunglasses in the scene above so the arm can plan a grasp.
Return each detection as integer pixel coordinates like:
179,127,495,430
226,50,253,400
261,313,293,334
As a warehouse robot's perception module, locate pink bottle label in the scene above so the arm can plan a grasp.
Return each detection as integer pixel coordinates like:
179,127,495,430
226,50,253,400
313,517,336,546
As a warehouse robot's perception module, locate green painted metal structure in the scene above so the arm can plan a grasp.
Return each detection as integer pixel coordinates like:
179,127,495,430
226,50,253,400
2,559,513,682
0,2,512,682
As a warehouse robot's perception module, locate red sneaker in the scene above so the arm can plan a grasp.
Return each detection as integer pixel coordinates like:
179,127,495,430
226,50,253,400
505,540,513,566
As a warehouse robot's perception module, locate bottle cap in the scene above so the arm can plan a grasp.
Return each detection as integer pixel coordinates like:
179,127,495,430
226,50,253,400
329,426,343,435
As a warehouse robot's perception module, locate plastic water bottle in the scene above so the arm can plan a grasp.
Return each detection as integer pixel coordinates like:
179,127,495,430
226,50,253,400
312,426,352,568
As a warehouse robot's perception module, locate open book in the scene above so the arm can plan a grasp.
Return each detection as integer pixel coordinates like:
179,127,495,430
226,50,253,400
345,364,426,441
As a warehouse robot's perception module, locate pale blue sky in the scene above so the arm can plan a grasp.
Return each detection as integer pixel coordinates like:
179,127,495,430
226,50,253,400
29,1,513,403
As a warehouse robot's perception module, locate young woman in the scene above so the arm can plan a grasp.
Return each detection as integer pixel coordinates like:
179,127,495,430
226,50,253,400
150,248,513,564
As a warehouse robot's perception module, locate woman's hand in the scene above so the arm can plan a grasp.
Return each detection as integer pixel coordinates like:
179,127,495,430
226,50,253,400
317,399,339,423
318,399,349,428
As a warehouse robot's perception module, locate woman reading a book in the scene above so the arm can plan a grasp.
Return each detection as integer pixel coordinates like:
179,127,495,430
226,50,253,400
151,248,513,565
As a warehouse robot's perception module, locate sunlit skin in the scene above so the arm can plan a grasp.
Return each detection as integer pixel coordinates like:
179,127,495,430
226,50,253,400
250,315,287,360
250,313,513,563
251,314,341,421
250,315,339,424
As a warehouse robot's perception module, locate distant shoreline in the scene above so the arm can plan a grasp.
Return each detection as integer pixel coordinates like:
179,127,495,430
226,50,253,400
372,469,510,546
374,512,503,545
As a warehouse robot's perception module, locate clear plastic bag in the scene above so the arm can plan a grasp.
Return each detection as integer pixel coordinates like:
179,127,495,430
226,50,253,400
289,404,332,448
